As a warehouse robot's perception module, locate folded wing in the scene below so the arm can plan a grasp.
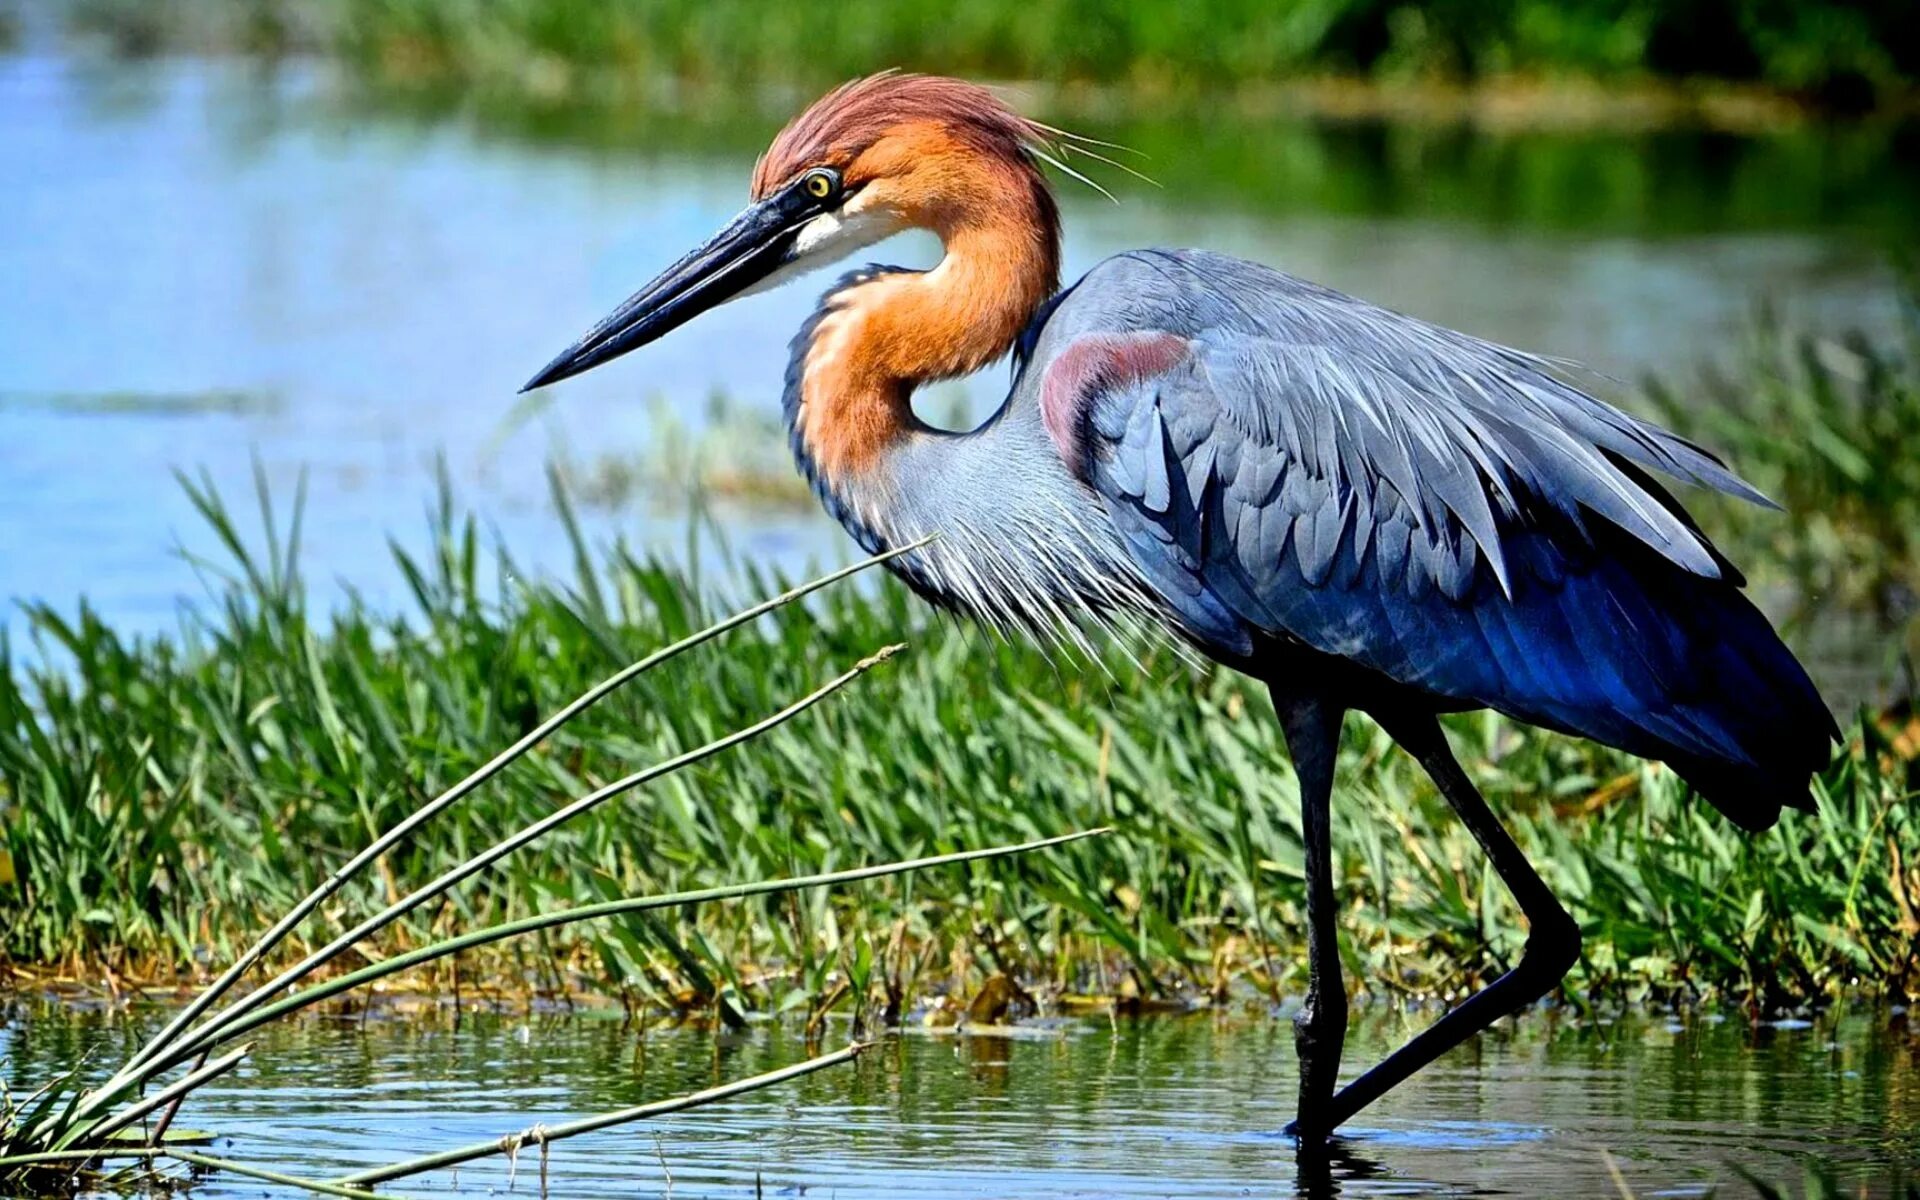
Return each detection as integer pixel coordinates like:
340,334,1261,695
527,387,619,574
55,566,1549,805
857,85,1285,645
1042,250,1833,827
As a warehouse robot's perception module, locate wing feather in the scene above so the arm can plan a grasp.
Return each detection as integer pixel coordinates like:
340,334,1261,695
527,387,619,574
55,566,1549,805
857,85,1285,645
1034,249,1826,795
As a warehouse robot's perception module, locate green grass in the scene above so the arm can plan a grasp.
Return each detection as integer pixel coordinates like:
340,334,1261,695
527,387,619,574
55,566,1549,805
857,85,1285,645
0,529,1095,1193
1,448,1914,1018
1643,269,1920,701
1647,280,1920,610
3,278,1919,1023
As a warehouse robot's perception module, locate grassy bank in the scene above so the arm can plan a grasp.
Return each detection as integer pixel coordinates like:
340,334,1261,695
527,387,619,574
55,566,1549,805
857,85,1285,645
4,295,1920,1023
2,473,1913,1020
63,0,1920,118
6,356,1920,1022
1643,276,1920,702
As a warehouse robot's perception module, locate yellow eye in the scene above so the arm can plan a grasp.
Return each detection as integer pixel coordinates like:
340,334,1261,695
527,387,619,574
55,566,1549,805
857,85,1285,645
803,171,835,200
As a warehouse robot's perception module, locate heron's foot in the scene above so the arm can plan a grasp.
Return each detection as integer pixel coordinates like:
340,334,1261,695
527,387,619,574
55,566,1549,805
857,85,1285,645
1289,1130,1379,1200
1311,922,1582,1131
1286,1121,1360,1152
1291,993,1348,1140
1284,1115,1336,1143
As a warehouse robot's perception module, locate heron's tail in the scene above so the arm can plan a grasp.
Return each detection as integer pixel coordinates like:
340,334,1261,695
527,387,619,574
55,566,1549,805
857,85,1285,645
1658,587,1836,832
1671,755,1822,832
1567,461,1837,831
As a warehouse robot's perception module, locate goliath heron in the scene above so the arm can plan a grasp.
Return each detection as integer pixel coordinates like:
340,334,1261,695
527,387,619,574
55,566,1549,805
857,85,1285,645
523,72,1835,1139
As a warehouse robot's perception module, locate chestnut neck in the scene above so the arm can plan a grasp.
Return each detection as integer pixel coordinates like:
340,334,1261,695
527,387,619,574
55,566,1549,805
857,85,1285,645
787,161,1060,491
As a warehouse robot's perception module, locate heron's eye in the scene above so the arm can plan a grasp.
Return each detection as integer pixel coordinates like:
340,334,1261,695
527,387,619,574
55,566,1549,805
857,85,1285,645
801,169,838,201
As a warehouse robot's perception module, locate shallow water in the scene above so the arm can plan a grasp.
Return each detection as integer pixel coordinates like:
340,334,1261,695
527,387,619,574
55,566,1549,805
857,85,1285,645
4,1003,1914,1198
1,44,1913,645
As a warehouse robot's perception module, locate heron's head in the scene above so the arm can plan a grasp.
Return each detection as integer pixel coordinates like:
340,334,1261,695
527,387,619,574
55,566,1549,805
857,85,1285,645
523,72,1061,392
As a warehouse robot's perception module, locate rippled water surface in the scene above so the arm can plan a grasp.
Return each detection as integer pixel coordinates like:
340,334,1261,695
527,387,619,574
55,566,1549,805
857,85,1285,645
4,1004,1914,1198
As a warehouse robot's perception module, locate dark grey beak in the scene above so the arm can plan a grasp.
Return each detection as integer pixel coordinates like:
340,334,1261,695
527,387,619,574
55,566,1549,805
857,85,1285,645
521,183,823,392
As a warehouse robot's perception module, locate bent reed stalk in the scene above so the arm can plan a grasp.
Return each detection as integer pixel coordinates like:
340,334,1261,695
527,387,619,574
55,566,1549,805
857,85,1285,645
1,1049,873,1197
337,1042,865,1186
87,642,903,1111
1,538,1096,1197
141,829,1103,1082
105,539,926,1089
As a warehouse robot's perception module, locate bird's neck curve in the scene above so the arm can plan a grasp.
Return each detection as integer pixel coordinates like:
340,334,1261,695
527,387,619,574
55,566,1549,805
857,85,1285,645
785,170,1059,502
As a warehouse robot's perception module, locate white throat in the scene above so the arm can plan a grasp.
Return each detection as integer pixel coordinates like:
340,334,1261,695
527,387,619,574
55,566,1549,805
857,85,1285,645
741,199,906,299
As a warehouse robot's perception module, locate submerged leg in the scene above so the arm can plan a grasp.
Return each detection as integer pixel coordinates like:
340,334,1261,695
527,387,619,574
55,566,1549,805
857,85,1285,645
1269,687,1348,1141
1318,709,1582,1133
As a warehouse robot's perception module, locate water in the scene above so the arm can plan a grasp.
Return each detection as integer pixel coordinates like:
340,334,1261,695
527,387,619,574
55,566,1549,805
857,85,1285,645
4,1002,1913,1197
1,46,1913,641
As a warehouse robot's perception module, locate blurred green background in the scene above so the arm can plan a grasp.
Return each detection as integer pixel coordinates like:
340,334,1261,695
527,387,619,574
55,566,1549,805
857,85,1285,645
50,0,1920,108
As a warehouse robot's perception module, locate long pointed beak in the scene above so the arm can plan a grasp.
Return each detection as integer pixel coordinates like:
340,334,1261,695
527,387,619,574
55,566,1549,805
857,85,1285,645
522,191,809,392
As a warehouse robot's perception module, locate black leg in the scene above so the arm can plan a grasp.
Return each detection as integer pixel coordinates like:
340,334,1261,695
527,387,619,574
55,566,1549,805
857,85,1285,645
1268,686,1348,1141
1317,708,1582,1132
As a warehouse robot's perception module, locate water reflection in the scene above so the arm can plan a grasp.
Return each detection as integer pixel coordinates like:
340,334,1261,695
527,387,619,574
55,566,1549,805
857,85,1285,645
2,1002,1913,1197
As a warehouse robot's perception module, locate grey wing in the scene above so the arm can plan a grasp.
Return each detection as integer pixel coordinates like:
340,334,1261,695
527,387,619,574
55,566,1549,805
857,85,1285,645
1068,249,1767,588
1058,250,1828,792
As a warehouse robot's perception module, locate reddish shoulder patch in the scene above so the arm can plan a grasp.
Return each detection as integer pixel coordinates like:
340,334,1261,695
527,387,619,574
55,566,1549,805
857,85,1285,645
1040,332,1190,473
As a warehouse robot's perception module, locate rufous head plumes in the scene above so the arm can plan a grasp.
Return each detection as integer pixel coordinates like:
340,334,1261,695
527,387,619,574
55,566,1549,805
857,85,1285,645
754,72,1063,369
755,72,1051,190
751,72,1061,287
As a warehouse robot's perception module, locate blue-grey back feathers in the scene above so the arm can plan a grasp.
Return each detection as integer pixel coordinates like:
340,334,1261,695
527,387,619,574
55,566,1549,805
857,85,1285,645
1026,250,1831,825
791,249,1833,829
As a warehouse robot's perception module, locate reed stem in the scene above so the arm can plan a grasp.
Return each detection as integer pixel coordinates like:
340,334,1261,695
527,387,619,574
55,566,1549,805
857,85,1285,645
77,643,903,1120
79,1045,251,1147
338,1043,865,1186
106,543,918,1088
148,830,1104,1075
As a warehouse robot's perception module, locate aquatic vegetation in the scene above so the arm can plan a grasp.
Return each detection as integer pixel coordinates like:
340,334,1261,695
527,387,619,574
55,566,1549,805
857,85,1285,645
0,531,1091,1191
1,456,1913,1021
